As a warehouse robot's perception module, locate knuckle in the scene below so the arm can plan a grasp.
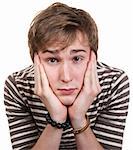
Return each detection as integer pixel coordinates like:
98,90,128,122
34,89,42,97
90,88,101,97
84,84,102,100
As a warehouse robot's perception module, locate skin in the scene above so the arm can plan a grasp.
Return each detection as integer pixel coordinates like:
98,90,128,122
33,31,103,149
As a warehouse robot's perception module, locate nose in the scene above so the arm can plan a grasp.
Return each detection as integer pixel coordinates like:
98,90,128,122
59,62,72,83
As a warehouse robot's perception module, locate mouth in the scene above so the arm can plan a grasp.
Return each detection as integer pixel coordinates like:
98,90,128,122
57,88,77,95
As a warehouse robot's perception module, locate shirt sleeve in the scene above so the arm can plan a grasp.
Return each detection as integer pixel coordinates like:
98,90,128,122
4,74,39,150
93,71,130,150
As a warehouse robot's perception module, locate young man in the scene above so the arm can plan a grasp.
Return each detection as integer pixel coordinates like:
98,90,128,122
4,2,129,150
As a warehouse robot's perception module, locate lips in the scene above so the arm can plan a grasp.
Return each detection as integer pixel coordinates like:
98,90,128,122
58,88,77,95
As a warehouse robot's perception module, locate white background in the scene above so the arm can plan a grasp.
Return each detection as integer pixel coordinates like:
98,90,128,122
0,0,132,149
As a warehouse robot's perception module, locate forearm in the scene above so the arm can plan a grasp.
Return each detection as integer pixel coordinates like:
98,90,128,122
32,124,63,150
70,116,104,150
75,126,104,150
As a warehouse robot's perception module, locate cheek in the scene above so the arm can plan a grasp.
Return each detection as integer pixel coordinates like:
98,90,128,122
43,65,58,88
74,63,87,86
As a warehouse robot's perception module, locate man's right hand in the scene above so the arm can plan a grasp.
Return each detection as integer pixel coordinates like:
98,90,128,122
34,54,67,123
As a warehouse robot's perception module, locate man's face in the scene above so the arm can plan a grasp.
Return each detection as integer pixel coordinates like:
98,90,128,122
38,32,91,106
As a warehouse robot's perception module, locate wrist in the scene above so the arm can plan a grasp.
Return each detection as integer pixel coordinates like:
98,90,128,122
50,114,67,123
70,115,87,129
46,112,70,130
50,109,67,123
72,115,90,135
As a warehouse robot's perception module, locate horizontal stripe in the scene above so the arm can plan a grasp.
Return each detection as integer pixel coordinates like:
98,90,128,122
4,62,129,150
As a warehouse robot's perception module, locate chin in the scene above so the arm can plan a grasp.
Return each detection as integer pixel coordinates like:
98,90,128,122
59,96,76,106
61,101,74,106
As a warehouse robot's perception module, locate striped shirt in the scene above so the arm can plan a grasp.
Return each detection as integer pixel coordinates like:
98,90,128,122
4,62,129,150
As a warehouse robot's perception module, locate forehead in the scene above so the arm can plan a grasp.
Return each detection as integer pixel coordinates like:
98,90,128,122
46,31,90,51
72,31,89,47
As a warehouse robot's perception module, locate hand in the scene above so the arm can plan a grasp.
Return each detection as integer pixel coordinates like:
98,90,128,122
34,54,67,122
68,51,101,128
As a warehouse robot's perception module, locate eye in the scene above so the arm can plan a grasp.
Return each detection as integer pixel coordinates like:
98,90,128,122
47,57,59,64
72,56,84,63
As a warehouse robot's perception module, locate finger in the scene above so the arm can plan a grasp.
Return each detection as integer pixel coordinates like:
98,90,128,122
39,61,60,106
34,54,42,95
37,54,57,98
39,63,49,91
91,51,97,83
91,51,101,92
84,51,100,92
84,51,93,87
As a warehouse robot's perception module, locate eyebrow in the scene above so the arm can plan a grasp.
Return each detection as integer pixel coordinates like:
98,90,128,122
43,49,87,55
43,49,61,54
70,49,87,54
